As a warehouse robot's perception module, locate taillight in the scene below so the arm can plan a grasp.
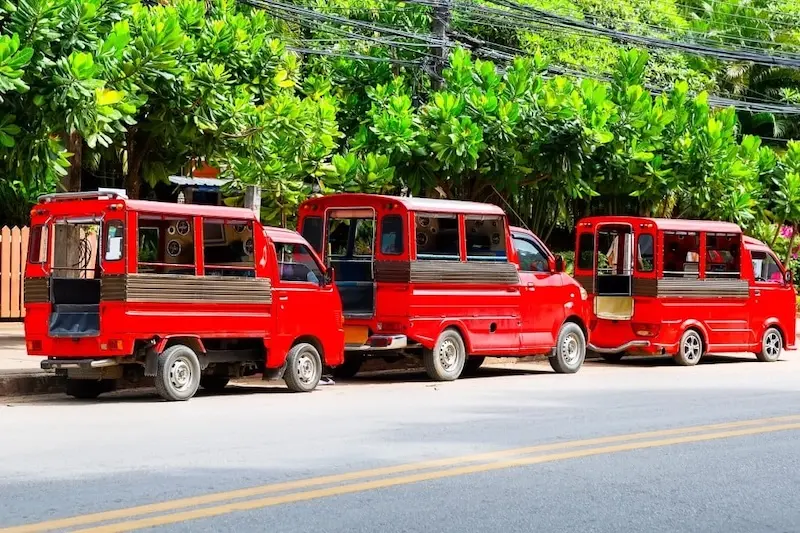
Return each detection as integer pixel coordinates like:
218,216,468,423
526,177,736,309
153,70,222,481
377,322,404,333
101,340,123,350
632,323,660,337
27,340,42,352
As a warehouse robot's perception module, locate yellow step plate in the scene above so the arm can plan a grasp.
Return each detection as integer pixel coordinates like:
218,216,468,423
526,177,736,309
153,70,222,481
344,325,369,346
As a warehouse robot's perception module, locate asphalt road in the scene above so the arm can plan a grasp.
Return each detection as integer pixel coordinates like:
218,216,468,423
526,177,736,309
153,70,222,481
2,353,800,533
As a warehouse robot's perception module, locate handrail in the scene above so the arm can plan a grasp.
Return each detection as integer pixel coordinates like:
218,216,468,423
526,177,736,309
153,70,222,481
38,190,128,203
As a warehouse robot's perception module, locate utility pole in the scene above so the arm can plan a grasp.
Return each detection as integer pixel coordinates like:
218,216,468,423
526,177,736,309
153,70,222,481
431,0,452,89
244,185,262,222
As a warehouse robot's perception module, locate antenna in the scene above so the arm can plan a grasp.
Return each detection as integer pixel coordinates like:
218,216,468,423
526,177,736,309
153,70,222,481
491,185,531,232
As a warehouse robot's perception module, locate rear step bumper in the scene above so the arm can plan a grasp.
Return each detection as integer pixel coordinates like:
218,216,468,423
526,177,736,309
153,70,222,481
588,340,651,355
346,335,408,352
41,358,121,370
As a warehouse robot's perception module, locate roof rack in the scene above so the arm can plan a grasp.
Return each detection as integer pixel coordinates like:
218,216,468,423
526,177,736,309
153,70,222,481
38,189,128,203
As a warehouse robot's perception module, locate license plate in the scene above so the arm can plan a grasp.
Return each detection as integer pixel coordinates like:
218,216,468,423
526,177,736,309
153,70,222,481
344,326,368,346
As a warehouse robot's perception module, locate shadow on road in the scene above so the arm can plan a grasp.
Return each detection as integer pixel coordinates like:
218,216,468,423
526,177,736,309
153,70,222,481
337,366,552,385
595,353,775,367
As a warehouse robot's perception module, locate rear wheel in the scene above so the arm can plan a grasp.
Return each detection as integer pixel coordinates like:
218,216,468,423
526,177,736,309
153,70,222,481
756,327,783,362
423,328,466,381
462,356,486,376
331,354,364,379
65,379,115,400
284,343,322,392
673,329,703,366
155,344,202,401
549,322,586,374
200,375,230,393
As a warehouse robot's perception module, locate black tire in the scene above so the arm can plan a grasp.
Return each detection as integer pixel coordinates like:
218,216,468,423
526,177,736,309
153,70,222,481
284,343,322,392
549,322,586,374
200,375,230,392
462,356,486,376
602,353,624,363
155,344,202,401
65,379,115,399
331,354,364,379
673,329,704,366
756,327,783,362
423,328,467,381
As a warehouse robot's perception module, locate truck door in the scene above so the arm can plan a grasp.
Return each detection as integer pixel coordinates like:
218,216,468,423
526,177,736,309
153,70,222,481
513,231,564,351
272,241,339,355
748,248,794,346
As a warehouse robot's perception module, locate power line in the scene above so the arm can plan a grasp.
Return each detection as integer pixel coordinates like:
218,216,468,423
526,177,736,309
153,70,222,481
286,46,422,64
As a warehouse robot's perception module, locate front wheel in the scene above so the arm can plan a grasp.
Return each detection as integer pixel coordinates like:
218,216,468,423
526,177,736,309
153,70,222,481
155,344,202,401
756,327,783,362
549,322,586,374
673,329,704,366
423,328,467,381
284,343,322,392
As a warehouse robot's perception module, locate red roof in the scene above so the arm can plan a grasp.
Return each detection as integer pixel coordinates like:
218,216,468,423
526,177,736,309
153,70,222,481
125,199,257,221
302,193,505,216
578,216,742,234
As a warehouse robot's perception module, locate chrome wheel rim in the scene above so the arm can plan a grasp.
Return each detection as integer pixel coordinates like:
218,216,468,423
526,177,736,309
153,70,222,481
296,352,317,385
765,330,782,359
562,333,580,366
683,334,702,362
169,356,193,392
438,338,460,371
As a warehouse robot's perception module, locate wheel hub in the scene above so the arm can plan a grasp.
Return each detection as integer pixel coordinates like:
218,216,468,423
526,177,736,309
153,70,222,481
169,357,193,392
562,334,579,365
438,339,459,370
683,335,701,361
297,353,316,384
765,331,781,357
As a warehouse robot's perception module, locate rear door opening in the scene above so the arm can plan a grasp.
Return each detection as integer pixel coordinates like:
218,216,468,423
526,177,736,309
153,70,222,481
595,225,634,320
326,209,376,318
49,219,102,337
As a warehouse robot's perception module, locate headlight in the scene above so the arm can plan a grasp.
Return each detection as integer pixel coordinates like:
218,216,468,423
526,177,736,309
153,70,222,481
579,286,588,301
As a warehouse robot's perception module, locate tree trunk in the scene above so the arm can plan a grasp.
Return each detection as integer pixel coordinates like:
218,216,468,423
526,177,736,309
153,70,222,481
770,221,784,247
62,131,83,192
126,129,143,199
785,224,796,268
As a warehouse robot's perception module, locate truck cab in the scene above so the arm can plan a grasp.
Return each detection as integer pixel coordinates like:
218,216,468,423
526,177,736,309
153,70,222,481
24,191,344,401
298,193,589,381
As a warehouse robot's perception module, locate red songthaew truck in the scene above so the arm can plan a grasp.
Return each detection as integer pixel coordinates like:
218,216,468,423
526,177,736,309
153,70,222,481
24,191,344,401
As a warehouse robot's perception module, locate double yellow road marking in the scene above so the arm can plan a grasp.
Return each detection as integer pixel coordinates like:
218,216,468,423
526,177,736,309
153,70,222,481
5,414,800,533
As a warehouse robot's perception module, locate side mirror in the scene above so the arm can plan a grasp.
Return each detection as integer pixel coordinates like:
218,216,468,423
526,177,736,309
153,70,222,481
554,255,565,273
324,266,335,286
785,270,793,285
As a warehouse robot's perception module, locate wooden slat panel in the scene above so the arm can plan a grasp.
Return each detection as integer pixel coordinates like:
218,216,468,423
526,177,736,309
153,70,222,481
632,278,658,297
101,274,273,304
10,227,21,318
20,226,29,317
656,278,749,298
410,260,520,284
23,277,49,304
0,226,10,318
374,261,411,283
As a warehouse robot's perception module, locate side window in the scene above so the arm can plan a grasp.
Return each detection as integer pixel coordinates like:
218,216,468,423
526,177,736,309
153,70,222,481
636,234,654,273
276,243,323,285
751,251,783,283
466,216,507,261
380,215,404,255
301,217,323,254
705,233,740,279
28,225,49,264
104,221,124,262
513,236,548,272
415,213,460,260
203,220,255,277
577,233,594,270
137,216,194,275
354,219,374,257
663,231,699,278
327,216,375,258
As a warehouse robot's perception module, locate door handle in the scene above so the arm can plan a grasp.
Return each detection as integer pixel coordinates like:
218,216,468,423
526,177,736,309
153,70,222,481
526,283,536,290
754,290,761,296
278,296,289,301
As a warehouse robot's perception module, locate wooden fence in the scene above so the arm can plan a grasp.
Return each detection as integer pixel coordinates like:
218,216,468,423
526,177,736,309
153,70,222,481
0,226,29,319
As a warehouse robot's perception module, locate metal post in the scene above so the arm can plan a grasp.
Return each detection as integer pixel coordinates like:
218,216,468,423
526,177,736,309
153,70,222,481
244,185,262,222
